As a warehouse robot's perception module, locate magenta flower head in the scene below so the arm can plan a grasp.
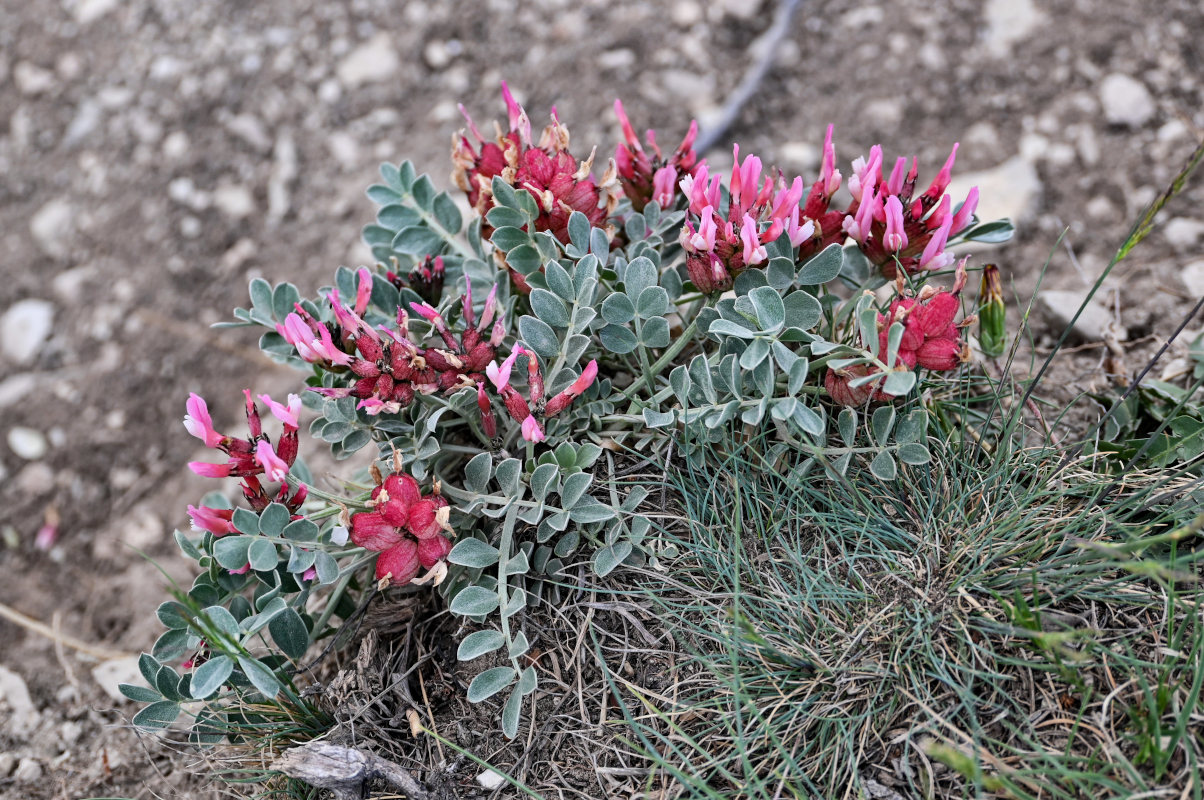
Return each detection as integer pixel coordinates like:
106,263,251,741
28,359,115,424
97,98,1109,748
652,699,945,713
255,440,290,483
189,461,233,479
486,347,522,392
544,359,598,417
883,195,908,253
184,393,223,448
187,505,237,536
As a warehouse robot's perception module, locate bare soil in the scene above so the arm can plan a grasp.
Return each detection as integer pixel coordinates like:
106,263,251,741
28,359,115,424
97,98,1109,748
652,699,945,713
2,0,1203,797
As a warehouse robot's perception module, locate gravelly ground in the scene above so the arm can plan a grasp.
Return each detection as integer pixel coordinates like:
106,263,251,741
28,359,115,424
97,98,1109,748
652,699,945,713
1,0,1202,796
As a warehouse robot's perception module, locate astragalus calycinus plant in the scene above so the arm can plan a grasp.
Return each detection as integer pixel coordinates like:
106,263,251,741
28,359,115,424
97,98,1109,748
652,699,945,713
126,81,1011,744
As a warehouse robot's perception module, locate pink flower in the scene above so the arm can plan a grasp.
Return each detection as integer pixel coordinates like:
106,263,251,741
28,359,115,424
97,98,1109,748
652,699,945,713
477,382,497,438
521,415,546,442
255,440,289,483
486,347,522,392
544,360,598,417
918,212,954,271
259,393,301,429
189,461,233,479
355,267,373,315
228,563,251,575
301,566,317,582
184,393,223,448
950,186,979,234
187,505,237,536
651,166,678,209
741,214,767,266
34,522,58,551
278,313,353,366
883,195,908,252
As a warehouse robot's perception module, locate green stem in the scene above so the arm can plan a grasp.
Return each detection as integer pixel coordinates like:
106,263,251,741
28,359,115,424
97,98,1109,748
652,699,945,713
407,197,476,260
496,503,524,677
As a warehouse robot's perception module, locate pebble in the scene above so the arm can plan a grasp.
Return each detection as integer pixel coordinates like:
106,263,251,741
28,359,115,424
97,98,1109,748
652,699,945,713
777,141,819,172
423,40,453,70
1163,217,1204,253
477,769,506,790
0,753,14,778
671,0,702,26
91,656,145,703
13,462,54,495
223,113,272,152
720,0,762,19
982,0,1041,57
1180,260,1204,298
0,666,40,736
268,131,297,224
60,721,83,747
7,427,49,461
1038,289,1128,343
946,156,1042,224
162,130,190,160
72,0,120,24
121,505,164,550
13,61,57,95
14,758,43,784
213,182,255,219
863,97,903,129
29,198,74,259
1099,73,1155,127
336,34,400,87
1,299,54,364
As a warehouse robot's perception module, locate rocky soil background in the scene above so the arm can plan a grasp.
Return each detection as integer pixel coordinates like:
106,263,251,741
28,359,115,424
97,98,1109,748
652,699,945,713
1,0,1202,796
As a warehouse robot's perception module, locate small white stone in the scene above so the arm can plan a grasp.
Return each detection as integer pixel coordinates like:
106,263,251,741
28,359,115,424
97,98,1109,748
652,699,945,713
671,0,701,25
1163,217,1204,253
1157,119,1189,143
1076,125,1100,166
946,156,1042,225
180,216,202,238
1099,73,1155,127
122,505,163,550
223,113,272,152
477,769,506,790
0,374,37,408
0,753,15,778
327,132,361,167
0,666,39,736
1085,196,1115,219
91,656,146,703
7,427,48,460
167,177,210,210
777,141,819,172
982,0,1041,58
841,5,883,27
337,34,400,88
162,130,190,160
1038,289,1127,343
213,183,255,219
59,721,83,746
863,97,903,128
72,0,119,24
598,48,636,71
1018,132,1049,163
14,758,42,784
423,41,453,70
720,0,761,19
14,61,56,95
1,299,54,364
1180,260,1204,298
29,198,74,259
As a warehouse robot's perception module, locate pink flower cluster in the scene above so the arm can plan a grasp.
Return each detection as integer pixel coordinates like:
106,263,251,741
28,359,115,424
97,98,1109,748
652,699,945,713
478,347,599,443
613,99,701,212
184,391,307,532
350,469,453,586
824,265,972,406
678,147,815,294
275,268,505,416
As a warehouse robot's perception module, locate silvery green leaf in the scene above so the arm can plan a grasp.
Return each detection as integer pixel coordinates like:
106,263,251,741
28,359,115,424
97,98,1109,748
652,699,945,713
376,203,420,229
733,268,767,295
174,530,202,561
119,683,161,703
238,655,281,698
392,226,444,256
530,463,560,502
411,175,436,209
838,408,857,447
623,256,658,298
766,257,796,290
282,519,319,542
214,535,252,570
502,686,523,739
506,550,529,576
314,551,339,585
871,406,896,445
490,176,520,209
601,292,635,325
286,545,316,574
788,358,810,395
569,498,615,524
495,458,521,497
636,286,670,319
831,452,852,477
559,472,592,509
554,529,579,557
742,398,768,425
486,206,527,229
563,333,591,365
465,452,493,493
792,403,825,436
770,397,797,421
449,538,501,568
506,244,541,274
593,540,632,577
895,409,928,443
577,443,602,468
248,538,278,572
599,324,638,354
624,212,647,241
567,211,590,250
530,288,570,329
518,316,560,359
450,587,500,617
572,305,596,330
797,243,844,284
433,192,462,232
771,341,799,373
258,503,290,536
643,409,676,428
248,278,273,312
590,227,610,261
156,602,188,630
458,630,505,661
897,443,932,465
232,508,260,535
783,290,822,331
709,319,757,339
670,365,692,404
749,286,786,332
870,449,898,481
518,665,538,695
545,260,575,300
272,282,300,322
858,300,879,358
544,511,570,532
269,609,309,660
881,370,916,396
809,339,841,355
508,631,530,659
641,316,671,348
885,321,904,369
689,354,716,403
132,700,181,729
739,338,771,369
490,226,529,251
340,428,369,454
753,358,774,398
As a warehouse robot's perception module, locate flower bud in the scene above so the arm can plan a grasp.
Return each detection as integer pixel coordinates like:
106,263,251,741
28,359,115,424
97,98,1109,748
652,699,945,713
978,264,1007,358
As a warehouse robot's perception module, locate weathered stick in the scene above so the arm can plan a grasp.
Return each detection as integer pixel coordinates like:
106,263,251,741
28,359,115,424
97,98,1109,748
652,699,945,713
271,741,431,799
